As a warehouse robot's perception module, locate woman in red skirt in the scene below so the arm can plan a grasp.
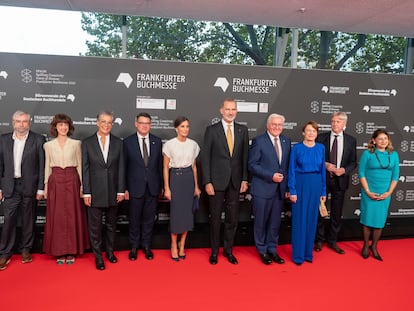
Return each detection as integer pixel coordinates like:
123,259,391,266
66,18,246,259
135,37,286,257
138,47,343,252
43,114,89,264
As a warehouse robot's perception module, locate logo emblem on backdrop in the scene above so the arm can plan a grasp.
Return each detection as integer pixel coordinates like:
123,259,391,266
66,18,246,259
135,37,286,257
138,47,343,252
214,77,229,92
67,94,75,102
211,117,221,125
21,69,32,83
116,73,133,88
401,140,409,152
0,71,7,79
310,101,319,113
114,118,123,125
351,173,359,186
355,122,365,134
395,190,404,202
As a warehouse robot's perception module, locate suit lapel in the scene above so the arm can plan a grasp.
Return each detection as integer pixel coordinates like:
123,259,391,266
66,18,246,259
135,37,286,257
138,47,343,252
21,131,34,165
94,135,107,166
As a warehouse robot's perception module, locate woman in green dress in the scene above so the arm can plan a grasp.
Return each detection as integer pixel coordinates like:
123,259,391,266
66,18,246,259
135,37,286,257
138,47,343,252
358,129,399,261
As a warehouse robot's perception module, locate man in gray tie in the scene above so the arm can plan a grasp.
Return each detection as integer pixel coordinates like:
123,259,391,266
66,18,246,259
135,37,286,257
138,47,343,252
123,113,163,261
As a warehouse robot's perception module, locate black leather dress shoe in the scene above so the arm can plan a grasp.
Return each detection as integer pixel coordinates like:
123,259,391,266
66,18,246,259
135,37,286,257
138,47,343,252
129,248,137,261
259,253,272,265
268,253,285,264
314,242,323,252
328,243,345,254
143,248,154,260
106,253,118,263
95,258,105,270
209,254,218,265
223,253,238,265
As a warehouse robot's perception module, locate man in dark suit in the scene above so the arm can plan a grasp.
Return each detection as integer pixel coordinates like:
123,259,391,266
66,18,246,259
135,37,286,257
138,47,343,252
201,98,249,265
248,113,290,265
0,111,45,271
82,111,125,270
124,112,163,261
315,111,357,254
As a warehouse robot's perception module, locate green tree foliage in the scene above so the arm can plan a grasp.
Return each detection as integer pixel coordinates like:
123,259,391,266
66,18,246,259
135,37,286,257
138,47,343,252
81,13,406,73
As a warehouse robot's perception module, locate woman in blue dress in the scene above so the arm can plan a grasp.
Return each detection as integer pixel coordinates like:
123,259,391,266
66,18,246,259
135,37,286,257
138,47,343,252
288,121,326,265
358,129,399,261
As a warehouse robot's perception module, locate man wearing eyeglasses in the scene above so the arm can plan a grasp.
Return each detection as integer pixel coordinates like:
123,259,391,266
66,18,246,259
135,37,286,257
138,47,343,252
123,113,163,261
82,111,125,270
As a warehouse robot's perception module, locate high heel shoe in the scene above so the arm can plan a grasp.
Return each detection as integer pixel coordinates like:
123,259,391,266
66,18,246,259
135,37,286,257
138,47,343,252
369,245,383,261
361,248,369,259
171,247,179,262
178,241,186,259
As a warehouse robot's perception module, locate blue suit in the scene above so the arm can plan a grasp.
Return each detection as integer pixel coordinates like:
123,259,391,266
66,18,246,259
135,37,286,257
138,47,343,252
248,132,291,255
124,133,163,249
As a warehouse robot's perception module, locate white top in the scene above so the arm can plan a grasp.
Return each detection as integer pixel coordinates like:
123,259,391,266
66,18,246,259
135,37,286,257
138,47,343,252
43,137,82,184
97,133,110,163
12,131,28,178
163,137,200,168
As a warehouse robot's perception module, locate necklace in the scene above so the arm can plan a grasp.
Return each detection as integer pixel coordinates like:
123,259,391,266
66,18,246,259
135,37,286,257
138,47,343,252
375,150,390,169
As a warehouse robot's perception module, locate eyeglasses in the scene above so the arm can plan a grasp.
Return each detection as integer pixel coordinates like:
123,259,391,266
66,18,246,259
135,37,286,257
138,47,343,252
137,122,151,125
99,120,113,126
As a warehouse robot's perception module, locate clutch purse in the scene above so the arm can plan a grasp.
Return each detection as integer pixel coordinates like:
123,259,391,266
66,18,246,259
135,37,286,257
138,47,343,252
319,199,328,218
192,196,199,214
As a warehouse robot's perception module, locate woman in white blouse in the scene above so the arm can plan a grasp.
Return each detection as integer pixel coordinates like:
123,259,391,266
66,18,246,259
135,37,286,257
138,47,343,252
163,116,201,261
43,114,89,264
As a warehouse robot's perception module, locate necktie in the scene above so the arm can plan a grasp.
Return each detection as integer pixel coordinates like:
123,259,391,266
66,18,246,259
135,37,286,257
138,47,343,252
274,137,281,164
330,135,338,166
226,124,233,156
142,137,149,167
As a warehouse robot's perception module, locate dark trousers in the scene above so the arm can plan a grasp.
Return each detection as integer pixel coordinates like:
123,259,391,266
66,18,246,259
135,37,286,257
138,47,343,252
316,176,345,244
252,194,283,255
128,187,157,249
0,178,36,258
87,206,118,259
209,182,240,255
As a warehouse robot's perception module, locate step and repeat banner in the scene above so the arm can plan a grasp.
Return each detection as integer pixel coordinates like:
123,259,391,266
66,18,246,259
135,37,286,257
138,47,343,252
1,52,414,225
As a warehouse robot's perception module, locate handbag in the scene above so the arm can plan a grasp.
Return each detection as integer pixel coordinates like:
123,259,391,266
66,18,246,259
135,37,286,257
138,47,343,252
192,195,199,214
319,199,328,218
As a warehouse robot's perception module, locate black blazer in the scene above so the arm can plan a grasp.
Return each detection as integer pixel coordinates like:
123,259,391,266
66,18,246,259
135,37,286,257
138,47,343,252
201,121,249,191
0,131,45,198
316,131,357,191
82,133,125,208
123,132,163,198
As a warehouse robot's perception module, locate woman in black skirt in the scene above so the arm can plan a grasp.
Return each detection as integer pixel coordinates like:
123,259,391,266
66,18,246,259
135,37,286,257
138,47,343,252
163,116,201,261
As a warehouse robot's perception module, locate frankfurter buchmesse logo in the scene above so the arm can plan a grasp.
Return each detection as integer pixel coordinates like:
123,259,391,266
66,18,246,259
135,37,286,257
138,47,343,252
116,73,133,88
214,77,229,92
0,71,8,79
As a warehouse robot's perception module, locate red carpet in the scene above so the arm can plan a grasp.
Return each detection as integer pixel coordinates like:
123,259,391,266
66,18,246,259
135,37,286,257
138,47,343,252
2,238,413,311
